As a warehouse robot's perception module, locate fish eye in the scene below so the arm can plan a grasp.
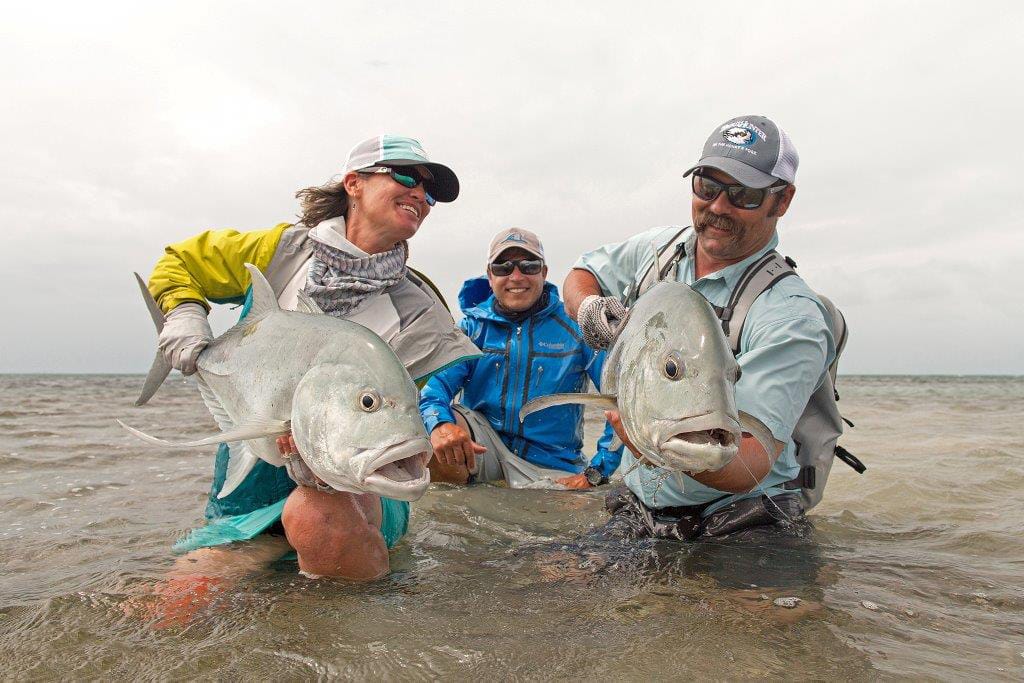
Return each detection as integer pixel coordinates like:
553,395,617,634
662,352,684,380
359,391,381,412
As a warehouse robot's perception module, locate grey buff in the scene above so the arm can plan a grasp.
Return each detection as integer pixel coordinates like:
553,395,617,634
304,238,407,316
577,295,628,350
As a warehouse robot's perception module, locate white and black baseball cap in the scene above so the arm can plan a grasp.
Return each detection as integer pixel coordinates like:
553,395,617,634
344,134,460,202
683,115,799,189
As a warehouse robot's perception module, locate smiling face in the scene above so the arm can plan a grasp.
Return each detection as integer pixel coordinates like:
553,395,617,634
343,168,433,253
487,246,548,312
690,168,795,271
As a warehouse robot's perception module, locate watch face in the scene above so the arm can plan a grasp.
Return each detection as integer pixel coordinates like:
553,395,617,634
585,467,603,486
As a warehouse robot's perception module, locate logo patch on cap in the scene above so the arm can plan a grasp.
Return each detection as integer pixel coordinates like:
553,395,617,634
721,120,768,146
503,232,528,244
722,126,754,146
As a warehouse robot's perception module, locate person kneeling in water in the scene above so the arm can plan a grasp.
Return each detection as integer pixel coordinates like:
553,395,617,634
419,228,623,489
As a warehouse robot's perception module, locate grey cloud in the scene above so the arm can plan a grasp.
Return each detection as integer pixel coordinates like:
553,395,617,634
2,1,1022,374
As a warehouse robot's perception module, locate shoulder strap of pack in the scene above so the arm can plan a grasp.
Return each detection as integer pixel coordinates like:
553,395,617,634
812,293,846,384
623,227,691,306
717,251,797,355
408,266,451,312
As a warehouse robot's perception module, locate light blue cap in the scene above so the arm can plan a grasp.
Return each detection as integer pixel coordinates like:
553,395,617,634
344,134,459,202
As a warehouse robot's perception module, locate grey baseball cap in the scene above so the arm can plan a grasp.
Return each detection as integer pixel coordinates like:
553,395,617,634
343,134,460,202
488,227,544,262
683,115,799,189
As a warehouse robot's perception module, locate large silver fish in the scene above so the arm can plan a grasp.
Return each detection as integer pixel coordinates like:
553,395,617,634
118,264,431,501
520,280,775,474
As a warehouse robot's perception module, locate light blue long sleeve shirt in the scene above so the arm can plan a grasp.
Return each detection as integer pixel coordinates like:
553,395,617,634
574,226,835,514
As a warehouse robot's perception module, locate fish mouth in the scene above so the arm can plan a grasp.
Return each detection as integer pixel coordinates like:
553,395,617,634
655,413,741,473
360,437,432,502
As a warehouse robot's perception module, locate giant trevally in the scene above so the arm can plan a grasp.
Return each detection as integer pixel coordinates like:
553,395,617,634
118,264,431,501
520,280,775,474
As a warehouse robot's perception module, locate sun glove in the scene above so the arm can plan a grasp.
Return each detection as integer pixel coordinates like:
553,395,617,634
577,295,628,350
158,302,213,376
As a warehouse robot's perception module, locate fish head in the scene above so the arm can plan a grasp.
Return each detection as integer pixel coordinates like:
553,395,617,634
290,362,431,502
615,281,744,473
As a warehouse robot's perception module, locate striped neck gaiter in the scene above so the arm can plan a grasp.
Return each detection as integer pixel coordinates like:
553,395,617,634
304,238,407,317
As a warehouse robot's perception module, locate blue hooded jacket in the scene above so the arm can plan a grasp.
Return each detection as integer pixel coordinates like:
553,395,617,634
419,276,623,477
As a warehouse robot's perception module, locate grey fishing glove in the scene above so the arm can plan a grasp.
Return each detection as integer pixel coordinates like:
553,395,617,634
577,295,628,350
158,302,213,376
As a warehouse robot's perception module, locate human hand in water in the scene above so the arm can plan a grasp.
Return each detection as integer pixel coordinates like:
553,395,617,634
604,410,640,456
555,473,592,489
276,433,328,488
430,422,486,472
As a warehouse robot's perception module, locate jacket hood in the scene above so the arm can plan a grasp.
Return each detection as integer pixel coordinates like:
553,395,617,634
458,275,562,323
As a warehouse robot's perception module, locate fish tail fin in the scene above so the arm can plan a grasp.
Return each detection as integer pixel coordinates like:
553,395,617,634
136,353,172,407
133,272,171,406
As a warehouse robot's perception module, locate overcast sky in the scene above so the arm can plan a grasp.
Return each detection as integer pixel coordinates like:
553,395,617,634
2,1,1021,375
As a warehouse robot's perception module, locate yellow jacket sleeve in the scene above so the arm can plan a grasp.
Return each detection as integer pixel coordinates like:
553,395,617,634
148,223,292,312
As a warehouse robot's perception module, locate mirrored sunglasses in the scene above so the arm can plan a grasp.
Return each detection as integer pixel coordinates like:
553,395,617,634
692,172,787,210
360,166,436,206
488,258,543,276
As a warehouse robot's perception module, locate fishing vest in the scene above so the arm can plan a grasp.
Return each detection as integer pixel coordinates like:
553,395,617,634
626,227,864,511
263,224,479,384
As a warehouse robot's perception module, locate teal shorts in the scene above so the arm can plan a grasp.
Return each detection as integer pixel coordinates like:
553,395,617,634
173,496,410,554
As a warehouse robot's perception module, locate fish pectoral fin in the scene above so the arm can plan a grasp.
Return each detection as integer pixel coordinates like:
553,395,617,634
117,417,291,449
217,442,261,499
738,411,782,457
519,393,618,422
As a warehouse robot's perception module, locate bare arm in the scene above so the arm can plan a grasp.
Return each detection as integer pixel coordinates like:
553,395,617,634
688,434,784,493
563,268,603,320
604,411,784,494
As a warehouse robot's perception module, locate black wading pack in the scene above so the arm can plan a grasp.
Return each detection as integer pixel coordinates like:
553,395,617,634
626,227,865,510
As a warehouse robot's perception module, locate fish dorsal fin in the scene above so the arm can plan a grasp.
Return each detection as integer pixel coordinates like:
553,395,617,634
519,393,618,423
243,263,280,318
295,290,324,315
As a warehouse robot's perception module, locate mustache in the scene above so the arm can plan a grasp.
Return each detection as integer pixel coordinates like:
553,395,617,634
695,212,736,233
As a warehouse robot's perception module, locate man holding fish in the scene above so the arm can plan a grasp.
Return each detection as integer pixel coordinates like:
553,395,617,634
561,115,836,540
134,135,479,582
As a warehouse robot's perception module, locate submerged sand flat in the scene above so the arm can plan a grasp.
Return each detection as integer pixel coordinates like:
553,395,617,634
0,374,1022,680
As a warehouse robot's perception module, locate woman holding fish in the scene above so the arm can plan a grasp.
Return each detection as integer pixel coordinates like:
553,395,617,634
141,135,479,584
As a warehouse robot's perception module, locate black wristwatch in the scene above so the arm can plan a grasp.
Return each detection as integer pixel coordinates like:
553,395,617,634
584,466,606,487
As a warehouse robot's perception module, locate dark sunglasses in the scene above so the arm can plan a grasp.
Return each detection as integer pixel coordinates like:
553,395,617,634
692,172,787,210
360,166,436,206
489,258,544,276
